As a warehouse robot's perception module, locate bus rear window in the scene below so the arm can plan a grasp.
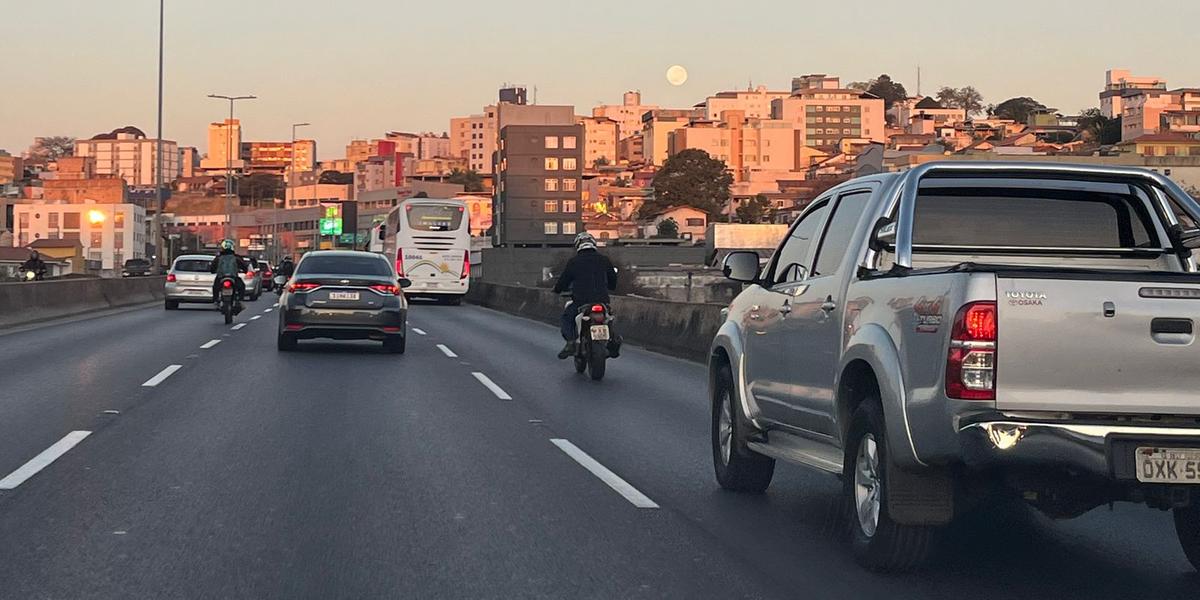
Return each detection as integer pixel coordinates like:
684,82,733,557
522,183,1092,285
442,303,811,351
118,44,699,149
406,205,464,232
913,189,1158,249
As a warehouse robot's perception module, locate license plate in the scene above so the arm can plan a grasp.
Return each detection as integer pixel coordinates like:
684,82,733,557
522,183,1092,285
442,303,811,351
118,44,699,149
590,325,610,341
220,288,233,297
1136,447,1200,484
329,291,360,301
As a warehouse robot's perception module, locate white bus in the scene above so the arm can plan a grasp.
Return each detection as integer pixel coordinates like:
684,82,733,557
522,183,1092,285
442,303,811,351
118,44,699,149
378,198,470,304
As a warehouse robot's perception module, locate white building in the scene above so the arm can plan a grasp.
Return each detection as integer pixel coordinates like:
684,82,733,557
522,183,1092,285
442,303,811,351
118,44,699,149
73,127,180,187
13,202,146,272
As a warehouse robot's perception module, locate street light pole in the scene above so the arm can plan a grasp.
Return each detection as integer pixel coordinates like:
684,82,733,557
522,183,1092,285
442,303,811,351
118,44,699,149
207,93,256,240
154,0,165,271
288,122,310,262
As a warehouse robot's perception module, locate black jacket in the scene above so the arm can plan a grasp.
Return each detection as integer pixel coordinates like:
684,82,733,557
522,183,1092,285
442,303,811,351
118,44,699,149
553,249,617,304
278,260,295,278
20,257,46,273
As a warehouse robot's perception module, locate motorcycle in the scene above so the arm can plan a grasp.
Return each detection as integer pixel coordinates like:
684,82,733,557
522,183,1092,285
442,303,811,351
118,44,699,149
216,275,240,324
273,275,287,296
572,302,613,381
21,268,44,281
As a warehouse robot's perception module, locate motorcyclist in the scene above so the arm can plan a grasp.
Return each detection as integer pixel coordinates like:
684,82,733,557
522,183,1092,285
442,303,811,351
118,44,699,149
209,240,250,308
19,251,47,280
552,232,621,360
277,256,295,278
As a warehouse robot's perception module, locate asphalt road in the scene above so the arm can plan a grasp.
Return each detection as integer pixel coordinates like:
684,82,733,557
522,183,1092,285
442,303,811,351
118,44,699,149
0,298,1196,599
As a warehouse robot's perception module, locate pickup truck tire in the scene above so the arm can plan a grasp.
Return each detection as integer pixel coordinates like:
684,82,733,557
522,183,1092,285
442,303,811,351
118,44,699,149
1174,504,1200,571
712,364,774,493
164,300,179,310
844,401,934,571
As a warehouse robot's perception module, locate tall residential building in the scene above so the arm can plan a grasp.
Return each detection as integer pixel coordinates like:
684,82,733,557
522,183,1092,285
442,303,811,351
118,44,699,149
0,151,25,184
201,119,244,171
705,86,790,121
592,91,659,140
1121,88,1200,142
494,124,584,246
578,116,619,168
772,78,886,148
241,140,316,174
1101,69,1168,119
641,108,704,166
355,155,397,195
385,131,453,160
451,100,575,175
668,112,798,182
346,139,385,166
13,202,145,270
73,126,180,187
179,147,199,178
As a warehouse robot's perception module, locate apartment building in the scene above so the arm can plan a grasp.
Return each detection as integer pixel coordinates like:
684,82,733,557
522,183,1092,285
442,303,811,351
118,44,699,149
200,119,244,171
73,126,179,186
494,124,584,246
773,77,886,148
592,91,659,140
578,116,619,168
1122,88,1200,141
241,140,316,174
13,202,146,271
180,147,199,178
889,97,966,133
668,112,798,182
0,151,25,184
451,89,576,174
1101,69,1167,119
642,108,704,166
705,86,790,121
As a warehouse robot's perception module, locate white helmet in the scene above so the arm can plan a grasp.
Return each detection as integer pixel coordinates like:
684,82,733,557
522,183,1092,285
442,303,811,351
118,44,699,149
574,232,597,252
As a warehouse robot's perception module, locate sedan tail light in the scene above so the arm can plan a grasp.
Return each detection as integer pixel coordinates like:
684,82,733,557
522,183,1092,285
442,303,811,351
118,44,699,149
166,273,176,282
369,284,400,295
946,301,997,400
289,282,320,292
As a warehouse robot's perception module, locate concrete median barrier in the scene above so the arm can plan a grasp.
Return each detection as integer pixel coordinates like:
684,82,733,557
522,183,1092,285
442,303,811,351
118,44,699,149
466,281,725,363
0,277,167,329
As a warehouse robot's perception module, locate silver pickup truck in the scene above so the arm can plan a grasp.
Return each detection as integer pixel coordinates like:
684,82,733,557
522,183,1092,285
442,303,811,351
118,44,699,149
710,162,1200,572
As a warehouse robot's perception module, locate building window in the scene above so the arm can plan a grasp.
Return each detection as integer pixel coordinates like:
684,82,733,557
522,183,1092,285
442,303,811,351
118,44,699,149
544,200,559,213
563,136,577,149
686,218,704,227
763,155,770,162
545,157,559,170
18,213,29,229
114,233,124,249
90,231,103,248
544,178,559,191
562,178,577,192
545,136,559,149
63,231,80,241
562,199,577,213
544,221,558,235
562,157,577,170
48,213,59,229
114,212,125,229
562,221,577,235
1166,146,1178,156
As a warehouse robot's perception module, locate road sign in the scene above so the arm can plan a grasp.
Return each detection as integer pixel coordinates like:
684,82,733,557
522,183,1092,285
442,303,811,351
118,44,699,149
339,233,356,244
319,218,342,236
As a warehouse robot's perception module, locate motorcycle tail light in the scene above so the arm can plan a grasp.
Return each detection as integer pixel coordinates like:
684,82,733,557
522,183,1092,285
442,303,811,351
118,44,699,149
222,279,233,289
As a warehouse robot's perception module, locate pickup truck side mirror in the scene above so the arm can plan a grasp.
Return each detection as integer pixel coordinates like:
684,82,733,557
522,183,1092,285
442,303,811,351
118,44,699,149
869,217,897,252
1171,225,1200,250
723,251,760,283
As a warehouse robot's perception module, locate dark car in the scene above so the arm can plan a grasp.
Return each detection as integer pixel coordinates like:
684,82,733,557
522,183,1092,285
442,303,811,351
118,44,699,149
277,250,410,353
122,258,152,277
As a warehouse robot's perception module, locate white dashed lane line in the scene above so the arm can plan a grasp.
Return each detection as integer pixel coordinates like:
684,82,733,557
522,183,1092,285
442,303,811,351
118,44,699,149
200,339,222,349
263,308,273,313
0,431,92,490
142,365,182,387
471,372,512,400
250,315,261,321
231,323,246,331
412,328,427,336
549,439,659,509
436,344,458,358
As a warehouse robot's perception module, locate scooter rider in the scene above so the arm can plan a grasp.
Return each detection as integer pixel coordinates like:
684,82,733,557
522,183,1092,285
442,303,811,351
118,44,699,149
552,232,621,359
209,239,250,309
19,251,47,280
277,256,295,278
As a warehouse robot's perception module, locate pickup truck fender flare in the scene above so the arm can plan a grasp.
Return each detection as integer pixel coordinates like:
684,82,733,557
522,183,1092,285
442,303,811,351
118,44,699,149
709,318,764,432
839,323,925,469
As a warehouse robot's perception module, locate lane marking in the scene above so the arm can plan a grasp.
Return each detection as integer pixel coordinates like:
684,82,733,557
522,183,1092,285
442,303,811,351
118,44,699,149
200,339,222,349
249,315,262,321
262,308,273,313
0,431,92,490
436,344,457,358
549,439,659,509
472,372,512,400
231,323,246,330
142,364,182,387
412,328,427,336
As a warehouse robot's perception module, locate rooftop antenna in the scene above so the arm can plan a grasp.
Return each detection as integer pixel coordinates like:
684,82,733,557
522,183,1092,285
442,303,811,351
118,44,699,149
917,65,922,97
533,85,538,105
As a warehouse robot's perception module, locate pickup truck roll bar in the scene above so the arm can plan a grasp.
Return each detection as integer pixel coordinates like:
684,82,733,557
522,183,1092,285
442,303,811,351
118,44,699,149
887,161,1200,272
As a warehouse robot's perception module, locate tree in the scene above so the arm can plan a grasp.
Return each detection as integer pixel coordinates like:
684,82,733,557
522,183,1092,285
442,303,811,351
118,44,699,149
414,191,429,198
936,86,985,118
863,74,908,110
1077,108,1122,145
642,149,732,219
613,176,631,188
446,168,484,192
237,173,284,207
847,81,871,91
736,194,771,224
318,170,354,185
593,156,610,168
990,97,1046,123
654,217,679,239
29,136,75,162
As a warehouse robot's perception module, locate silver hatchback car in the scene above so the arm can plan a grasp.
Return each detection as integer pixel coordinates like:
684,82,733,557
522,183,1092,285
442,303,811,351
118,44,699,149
164,254,217,309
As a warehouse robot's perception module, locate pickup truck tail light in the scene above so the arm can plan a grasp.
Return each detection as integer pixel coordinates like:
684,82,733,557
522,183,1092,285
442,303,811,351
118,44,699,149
946,301,996,401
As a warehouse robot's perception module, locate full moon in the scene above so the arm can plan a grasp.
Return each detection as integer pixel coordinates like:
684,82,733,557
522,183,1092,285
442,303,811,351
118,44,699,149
666,65,688,86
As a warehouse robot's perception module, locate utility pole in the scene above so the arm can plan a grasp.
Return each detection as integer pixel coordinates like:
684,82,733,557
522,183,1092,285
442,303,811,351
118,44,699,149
154,0,165,271
288,122,310,261
207,94,256,240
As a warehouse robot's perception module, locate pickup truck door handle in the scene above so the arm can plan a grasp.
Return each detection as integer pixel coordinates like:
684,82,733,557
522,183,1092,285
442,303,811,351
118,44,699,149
820,296,837,313
779,300,792,315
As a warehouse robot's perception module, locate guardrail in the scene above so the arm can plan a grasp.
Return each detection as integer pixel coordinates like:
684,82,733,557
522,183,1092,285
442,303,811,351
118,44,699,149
0,277,166,329
466,281,724,363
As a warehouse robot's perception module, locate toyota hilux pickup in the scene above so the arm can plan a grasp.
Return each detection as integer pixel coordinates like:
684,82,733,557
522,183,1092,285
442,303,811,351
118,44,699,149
710,162,1200,571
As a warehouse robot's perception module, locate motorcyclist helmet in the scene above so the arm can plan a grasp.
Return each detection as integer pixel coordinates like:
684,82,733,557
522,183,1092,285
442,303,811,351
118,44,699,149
574,232,597,252
220,239,235,252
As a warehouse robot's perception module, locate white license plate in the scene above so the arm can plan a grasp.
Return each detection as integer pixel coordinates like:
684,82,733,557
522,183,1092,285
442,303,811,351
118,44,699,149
1136,447,1200,484
589,325,610,341
220,288,233,297
329,291,360,301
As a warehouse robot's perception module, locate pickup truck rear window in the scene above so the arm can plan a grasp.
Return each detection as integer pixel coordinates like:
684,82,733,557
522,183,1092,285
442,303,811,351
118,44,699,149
914,189,1158,249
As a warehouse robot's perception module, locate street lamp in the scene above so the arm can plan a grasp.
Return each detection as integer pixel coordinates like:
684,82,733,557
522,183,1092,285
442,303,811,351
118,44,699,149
207,93,256,240
153,0,165,272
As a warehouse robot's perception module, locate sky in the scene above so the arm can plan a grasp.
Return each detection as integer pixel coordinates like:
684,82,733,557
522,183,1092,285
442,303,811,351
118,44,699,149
3,0,1199,160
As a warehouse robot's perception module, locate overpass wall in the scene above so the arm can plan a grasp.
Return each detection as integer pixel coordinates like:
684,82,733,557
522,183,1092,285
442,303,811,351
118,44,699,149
0,277,166,329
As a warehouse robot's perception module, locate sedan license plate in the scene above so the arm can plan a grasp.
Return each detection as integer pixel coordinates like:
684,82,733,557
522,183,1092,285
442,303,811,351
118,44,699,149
589,325,610,341
1136,447,1200,484
329,291,360,301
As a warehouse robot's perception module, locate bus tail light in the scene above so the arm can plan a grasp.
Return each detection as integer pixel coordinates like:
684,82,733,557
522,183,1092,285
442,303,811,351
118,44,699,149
460,250,470,279
395,248,405,277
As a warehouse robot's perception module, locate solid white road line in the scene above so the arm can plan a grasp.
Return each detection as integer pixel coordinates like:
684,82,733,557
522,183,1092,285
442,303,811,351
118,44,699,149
249,315,262,321
200,339,222,349
0,431,92,490
231,323,246,330
142,365,182,387
412,328,427,336
549,439,659,509
471,372,512,400
436,344,458,358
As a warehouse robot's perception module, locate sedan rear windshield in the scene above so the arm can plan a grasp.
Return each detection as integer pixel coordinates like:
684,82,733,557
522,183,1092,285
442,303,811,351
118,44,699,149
296,255,393,277
124,259,149,267
174,259,212,272
406,204,464,232
914,189,1160,249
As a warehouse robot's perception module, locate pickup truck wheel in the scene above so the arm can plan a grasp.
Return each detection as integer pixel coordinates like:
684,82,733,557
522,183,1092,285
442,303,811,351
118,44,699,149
712,364,774,493
844,401,934,571
1174,504,1200,571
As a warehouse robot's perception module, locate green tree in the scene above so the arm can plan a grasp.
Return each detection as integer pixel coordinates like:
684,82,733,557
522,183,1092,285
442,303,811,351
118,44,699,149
990,97,1046,123
318,170,354,185
736,194,771,223
642,149,731,219
446,168,484,192
936,86,985,118
237,173,284,207
654,217,679,239
1077,108,1122,145
593,156,610,168
863,74,908,110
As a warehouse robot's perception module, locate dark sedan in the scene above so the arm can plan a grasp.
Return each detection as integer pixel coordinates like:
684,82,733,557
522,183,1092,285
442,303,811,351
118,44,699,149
276,250,411,353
